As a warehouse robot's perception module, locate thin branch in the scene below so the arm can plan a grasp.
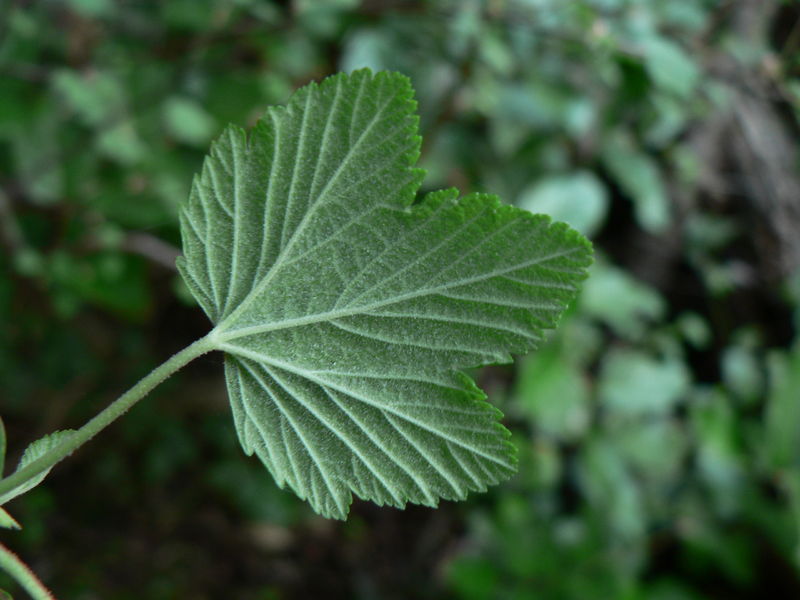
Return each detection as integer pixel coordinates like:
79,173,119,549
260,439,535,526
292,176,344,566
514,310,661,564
0,542,56,600
121,232,180,271
0,335,216,502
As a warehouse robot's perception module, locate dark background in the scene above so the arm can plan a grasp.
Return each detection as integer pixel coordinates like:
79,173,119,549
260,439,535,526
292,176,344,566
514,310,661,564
1,1,800,598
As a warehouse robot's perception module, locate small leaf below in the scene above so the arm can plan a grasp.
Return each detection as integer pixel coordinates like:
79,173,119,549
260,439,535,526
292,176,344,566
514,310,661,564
0,430,76,506
0,507,20,530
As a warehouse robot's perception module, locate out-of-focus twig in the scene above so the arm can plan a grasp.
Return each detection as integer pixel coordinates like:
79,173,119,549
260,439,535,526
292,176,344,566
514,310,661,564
121,232,179,271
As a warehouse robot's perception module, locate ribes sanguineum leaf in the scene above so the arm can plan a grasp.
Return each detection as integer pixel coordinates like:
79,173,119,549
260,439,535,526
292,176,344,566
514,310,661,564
177,69,593,519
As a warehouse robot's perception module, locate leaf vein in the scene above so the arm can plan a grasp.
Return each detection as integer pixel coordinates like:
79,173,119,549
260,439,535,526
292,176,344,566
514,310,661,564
218,344,513,469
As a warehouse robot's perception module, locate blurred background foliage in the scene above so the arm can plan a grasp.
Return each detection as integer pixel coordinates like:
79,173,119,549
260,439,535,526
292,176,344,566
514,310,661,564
1,0,800,598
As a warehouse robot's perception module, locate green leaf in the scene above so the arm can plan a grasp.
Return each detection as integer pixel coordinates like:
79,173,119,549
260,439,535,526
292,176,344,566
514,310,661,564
580,260,666,340
517,171,609,237
514,344,590,441
162,97,217,147
177,69,592,519
0,417,6,477
66,0,114,17
764,347,800,469
0,430,76,506
602,135,670,233
642,36,700,98
599,349,690,417
52,69,125,128
0,507,20,530
579,438,646,543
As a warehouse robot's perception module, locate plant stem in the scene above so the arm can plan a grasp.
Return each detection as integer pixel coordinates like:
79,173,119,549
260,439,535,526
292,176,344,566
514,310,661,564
0,542,56,600
0,334,217,500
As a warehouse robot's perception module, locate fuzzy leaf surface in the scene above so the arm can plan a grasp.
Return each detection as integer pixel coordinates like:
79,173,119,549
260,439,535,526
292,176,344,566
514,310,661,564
177,69,593,518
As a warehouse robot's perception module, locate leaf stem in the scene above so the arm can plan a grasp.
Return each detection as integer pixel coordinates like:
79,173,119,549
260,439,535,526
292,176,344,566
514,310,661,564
0,542,56,600
0,334,217,500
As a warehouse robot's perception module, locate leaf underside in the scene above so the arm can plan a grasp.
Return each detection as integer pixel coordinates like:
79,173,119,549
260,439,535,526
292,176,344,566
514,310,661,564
0,430,76,506
177,69,593,519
